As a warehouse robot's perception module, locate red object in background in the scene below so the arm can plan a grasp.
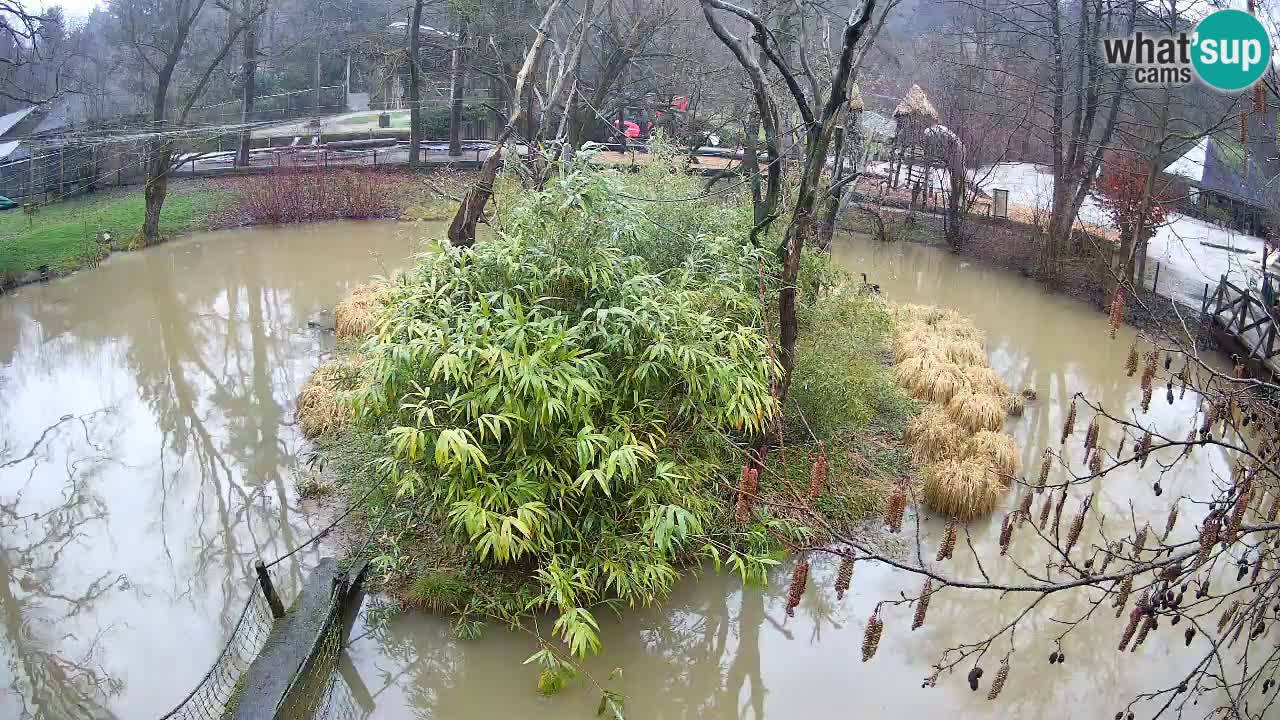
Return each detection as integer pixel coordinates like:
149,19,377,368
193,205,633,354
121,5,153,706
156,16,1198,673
671,96,688,112
1096,151,1173,241
623,121,641,138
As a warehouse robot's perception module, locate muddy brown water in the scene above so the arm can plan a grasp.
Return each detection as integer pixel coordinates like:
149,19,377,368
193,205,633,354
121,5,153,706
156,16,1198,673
0,226,1238,718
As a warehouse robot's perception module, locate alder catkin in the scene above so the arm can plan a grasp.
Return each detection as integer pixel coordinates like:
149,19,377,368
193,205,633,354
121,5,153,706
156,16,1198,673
862,613,883,662
1134,525,1149,556
1065,498,1088,556
1119,606,1142,651
1136,431,1152,467
807,443,828,501
1131,614,1156,652
1218,600,1239,634
1267,492,1280,523
1126,343,1139,377
886,484,907,533
1141,351,1158,393
1018,492,1034,526
1163,501,1179,540
999,512,1015,556
1061,398,1078,444
987,660,1009,700
1039,493,1052,530
835,551,855,600
937,519,959,562
1051,487,1067,538
912,579,933,630
1085,417,1099,451
1089,447,1103,475
1196,516,1218,567
1250,556,1263,584
1114,574,1134,617
1037,450,1051,494
785,559,809,617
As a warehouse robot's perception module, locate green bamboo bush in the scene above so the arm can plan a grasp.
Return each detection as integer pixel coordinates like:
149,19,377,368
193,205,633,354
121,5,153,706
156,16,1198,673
345,156,792,662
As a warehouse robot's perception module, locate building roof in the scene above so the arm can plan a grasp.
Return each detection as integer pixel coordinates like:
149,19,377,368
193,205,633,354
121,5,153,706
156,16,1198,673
1200,137,1277,209
894,85,938,121
0,106,36,138
1164,137,1207,182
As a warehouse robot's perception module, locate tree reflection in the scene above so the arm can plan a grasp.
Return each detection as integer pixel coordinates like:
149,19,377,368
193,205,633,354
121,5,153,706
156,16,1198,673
0,414,124,719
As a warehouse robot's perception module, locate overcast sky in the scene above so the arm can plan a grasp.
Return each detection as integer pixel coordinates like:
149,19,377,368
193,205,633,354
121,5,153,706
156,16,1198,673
34,0,101,21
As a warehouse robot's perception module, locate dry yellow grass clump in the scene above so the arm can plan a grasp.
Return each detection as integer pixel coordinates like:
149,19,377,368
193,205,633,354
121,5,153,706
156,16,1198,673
947,391,1006,433
890,304,1022,520
335,281,392,341
904,405,966,463
922,459,1004,519
961,431,1020,481
297,359,362,437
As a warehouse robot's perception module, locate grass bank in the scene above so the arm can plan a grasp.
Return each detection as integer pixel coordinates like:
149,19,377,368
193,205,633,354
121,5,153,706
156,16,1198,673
0,169,465,290
295,151,922,692
0,183,228,281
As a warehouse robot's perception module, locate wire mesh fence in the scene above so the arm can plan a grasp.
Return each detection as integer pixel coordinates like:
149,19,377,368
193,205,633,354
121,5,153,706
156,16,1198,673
157,588,277,720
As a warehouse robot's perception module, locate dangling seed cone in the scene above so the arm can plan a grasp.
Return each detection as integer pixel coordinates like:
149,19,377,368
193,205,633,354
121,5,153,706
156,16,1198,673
912,579,933,630
1114,574,1133,616
1039,493,1052,530
1061,398,1078,444
862,613,883,662
1131,614,1156,651
999,512,1015,556
1119,606,1142,651
1250,556,1263,583
987,660,1009,700
808,443,828,501
1037,450,1051,494
1126,343,1139,377
1085,418,1099,451
1218,600,1239,634
937,519,958,561
785,559,809,617
1018,492,1033,526
835,551,855,600
886,484,907,533
735,466,759,524
1163,501,1179,540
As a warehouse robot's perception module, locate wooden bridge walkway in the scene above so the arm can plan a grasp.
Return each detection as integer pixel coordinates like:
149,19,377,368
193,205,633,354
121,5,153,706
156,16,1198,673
1202,272,1280,378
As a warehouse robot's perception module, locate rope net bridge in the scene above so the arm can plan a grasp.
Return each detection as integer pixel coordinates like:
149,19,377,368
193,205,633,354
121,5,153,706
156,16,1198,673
157,493,384,720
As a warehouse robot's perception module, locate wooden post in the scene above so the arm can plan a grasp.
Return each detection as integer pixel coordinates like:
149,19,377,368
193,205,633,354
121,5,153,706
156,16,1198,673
58,148,64,198
255,560,286,619
1240,290,1250,333
1202,282,1210,316
1151,262,1161,294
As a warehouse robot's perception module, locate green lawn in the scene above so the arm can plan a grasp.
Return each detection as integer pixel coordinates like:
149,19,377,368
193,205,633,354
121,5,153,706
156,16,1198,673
0,186,227,277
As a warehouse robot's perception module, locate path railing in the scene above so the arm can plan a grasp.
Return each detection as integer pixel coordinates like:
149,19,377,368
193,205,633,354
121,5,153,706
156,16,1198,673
1202,274,1280,366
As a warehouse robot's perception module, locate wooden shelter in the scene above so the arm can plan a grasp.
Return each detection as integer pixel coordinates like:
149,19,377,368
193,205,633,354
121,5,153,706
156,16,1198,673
889,84,939,196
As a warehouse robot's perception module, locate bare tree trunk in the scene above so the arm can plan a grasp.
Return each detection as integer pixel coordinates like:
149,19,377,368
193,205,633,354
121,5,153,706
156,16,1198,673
237,6,258,167
447,0,565,247
816,124,846,251
141,141,171,243
448,19,467,157
313,49,321,113
408,0,424,166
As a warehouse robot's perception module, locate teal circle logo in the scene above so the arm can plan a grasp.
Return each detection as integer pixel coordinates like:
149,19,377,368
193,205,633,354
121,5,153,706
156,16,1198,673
1192,9,1271,91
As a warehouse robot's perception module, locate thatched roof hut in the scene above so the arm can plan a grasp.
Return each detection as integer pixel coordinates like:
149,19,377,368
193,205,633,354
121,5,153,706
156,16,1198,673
894,84,938,122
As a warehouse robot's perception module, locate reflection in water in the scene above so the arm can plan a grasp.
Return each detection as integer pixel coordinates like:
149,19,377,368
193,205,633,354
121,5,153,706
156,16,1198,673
343,233,1237,719
0,221,424,718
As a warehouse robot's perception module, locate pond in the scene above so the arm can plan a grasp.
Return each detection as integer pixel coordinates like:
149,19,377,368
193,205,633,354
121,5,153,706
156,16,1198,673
0,225,1234,718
